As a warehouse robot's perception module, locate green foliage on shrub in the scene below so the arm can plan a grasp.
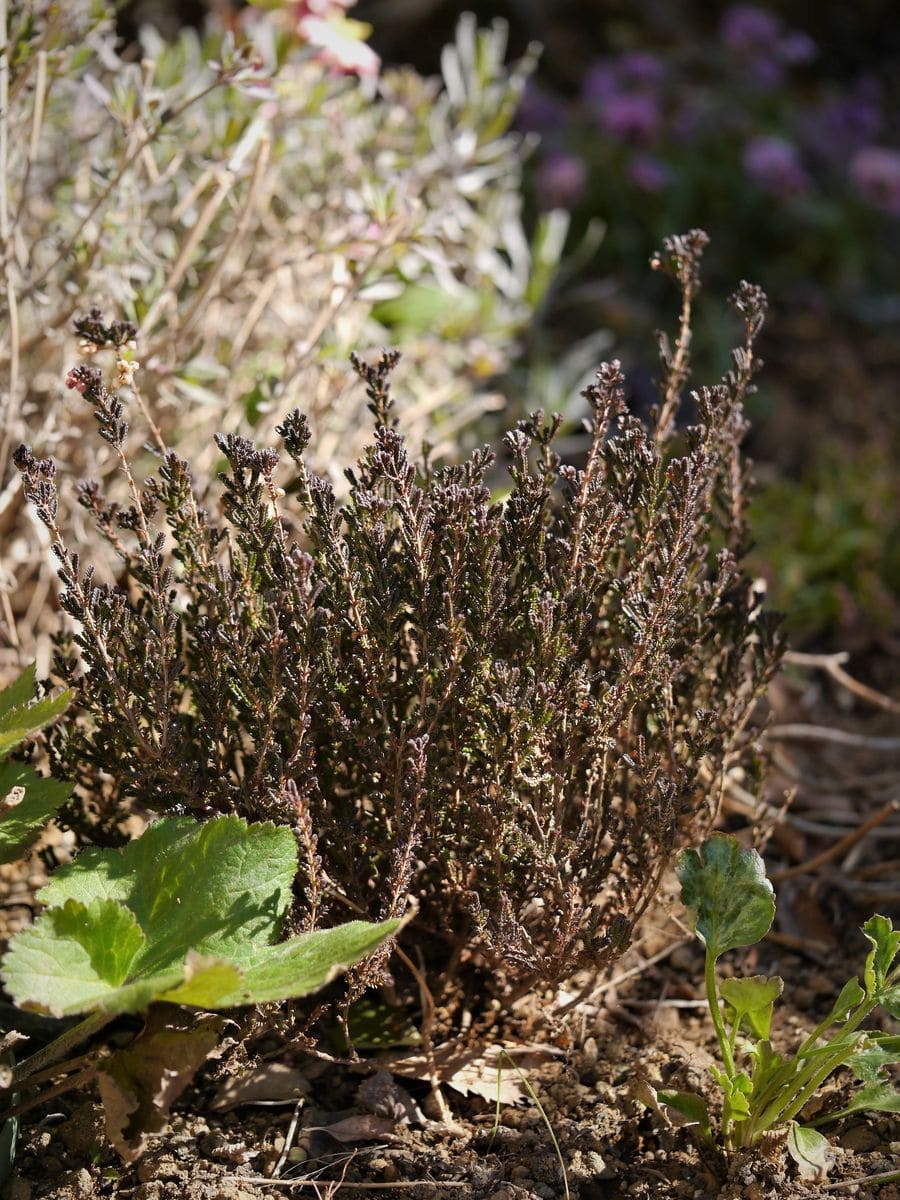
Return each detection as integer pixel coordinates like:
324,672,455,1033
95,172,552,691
15,231,781,999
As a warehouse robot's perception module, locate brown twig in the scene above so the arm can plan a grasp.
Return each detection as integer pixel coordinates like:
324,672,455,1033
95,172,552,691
0,1065,96,1121
554,938,690,1017
765,724,900,753
393,944,450,1125
235,1181,467,1191
822,1169,900,1191
770,799,900,883
784,650,900,715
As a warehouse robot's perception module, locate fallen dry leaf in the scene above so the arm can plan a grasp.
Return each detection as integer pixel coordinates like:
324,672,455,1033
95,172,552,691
212,1061,311,1110
97,1008,226,1162
387,1041,562,1106
307,1114,400,1142
357,1067,425,1125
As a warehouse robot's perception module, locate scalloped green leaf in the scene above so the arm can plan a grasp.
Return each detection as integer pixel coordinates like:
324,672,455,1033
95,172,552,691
677,834,775,961
37,814,296,971
2,816,401,1018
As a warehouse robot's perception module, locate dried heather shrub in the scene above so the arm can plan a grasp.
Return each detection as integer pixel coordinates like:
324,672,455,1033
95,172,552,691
0,3,557,665
16,233,782,1000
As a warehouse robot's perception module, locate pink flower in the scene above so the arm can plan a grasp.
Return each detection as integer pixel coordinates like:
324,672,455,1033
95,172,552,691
293,1,380,77
851,146,900,215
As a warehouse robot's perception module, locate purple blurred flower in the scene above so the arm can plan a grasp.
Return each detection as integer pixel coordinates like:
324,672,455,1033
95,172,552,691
618,51,667,87
743,135,809,196
721,4,781,52
720,5,817,90
600,92,661,145
628,153,672,192
536,150,588,210
779,31,817,64
517,81,569,138
748,57,787,90
582,62,619,107
802,84,883,163
851,146,900,215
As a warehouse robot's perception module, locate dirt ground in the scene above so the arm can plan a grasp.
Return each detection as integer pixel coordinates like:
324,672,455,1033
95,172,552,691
1,650,899,1200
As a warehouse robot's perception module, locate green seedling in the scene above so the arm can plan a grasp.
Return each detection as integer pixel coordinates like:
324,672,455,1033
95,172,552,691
648,834,900,1179
0,665,72,864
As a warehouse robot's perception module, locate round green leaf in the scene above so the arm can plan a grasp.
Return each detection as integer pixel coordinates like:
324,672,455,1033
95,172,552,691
677,834,775,961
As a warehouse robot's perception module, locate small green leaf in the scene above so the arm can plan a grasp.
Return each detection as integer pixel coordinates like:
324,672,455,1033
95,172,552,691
656,1089,713,1141
0,667,37,720
862,915,900,998
748,1038,790,1097
53,899,145,987
787,1123,832,1181
836,1079,900,1118
720,974,784,1039
334,996,422,1050
821,976,865,1026
372,284,480,334
721,1070,753,1123
677,834,775,961
0,762,72,865
0,688,72,758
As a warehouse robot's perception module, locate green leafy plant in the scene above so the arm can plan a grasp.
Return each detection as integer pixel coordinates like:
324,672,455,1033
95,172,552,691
2,813,401,1017
0,813,401,1159
0,665,71,864
15,231,781,1008
653,833,900,1178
